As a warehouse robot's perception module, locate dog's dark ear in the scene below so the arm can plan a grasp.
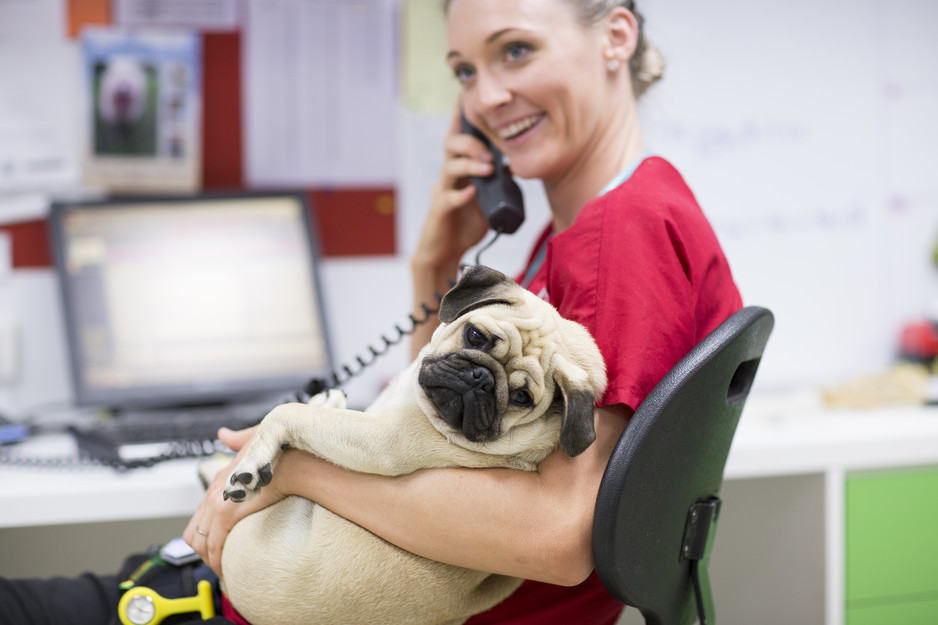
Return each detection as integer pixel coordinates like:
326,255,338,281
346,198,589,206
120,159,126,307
554,365,598,457
557,389,597,456
439,265,518,323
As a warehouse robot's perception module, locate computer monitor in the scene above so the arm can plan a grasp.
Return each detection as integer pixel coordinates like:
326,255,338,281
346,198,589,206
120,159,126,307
49,192,333,410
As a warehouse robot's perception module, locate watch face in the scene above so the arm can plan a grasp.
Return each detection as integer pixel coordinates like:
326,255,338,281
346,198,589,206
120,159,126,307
126,594,156,625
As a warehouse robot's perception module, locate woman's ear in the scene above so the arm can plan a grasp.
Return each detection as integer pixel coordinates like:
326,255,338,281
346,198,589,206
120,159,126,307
602,6,640,65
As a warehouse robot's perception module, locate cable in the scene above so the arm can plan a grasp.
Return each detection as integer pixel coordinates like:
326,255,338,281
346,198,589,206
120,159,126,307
474,228,503,266
308,229,506,395
0,438,229,472
303,284,453,395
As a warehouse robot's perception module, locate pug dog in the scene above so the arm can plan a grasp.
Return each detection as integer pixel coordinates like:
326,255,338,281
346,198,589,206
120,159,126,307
219,265,607,625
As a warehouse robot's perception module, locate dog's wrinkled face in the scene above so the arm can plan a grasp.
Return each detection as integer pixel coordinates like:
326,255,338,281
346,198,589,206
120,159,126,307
416,266,607,459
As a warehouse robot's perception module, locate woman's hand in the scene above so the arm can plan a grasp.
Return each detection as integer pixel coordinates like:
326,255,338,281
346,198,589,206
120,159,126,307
413,108,496,273
183,426,289,577
410,108,498,354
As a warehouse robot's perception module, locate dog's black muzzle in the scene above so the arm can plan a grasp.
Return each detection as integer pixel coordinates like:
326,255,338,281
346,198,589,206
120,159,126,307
418,352,505,443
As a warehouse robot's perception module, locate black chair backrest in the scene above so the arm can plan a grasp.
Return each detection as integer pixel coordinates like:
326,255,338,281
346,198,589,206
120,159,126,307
592,306,774,625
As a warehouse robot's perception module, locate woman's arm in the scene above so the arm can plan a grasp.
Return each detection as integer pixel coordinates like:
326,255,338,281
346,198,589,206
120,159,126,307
409,109,494,357
189,403,630,585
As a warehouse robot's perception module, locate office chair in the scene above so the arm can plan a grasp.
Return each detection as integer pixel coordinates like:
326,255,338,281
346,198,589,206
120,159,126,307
592,306,774,625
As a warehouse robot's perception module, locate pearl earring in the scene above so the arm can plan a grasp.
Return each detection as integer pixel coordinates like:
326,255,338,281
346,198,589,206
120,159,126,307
607,58,621,72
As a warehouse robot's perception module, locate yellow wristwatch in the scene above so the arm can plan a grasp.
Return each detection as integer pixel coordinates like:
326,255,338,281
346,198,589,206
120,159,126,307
118,579,216,625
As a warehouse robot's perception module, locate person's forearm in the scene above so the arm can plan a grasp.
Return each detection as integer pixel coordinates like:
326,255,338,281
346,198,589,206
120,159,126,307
274,405,628,585
280,454,592,585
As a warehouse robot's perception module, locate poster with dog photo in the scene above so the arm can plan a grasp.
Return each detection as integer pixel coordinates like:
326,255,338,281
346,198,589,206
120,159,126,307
81,28,201,193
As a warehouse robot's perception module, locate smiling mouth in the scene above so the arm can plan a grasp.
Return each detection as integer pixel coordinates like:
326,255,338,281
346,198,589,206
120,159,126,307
497,113,545,141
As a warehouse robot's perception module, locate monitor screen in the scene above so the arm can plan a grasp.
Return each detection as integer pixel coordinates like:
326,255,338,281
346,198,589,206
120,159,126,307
49,193,333,409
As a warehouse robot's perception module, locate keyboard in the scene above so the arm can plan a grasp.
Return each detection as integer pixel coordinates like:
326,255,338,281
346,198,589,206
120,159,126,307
77,402,272,446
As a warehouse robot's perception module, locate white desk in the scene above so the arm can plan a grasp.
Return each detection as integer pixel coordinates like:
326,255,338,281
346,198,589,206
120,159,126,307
0,433,207,528
2,399,938,625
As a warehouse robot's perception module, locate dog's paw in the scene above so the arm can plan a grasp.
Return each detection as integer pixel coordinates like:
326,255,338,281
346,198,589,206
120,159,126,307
223,459,275,503
306,388,347,410
222,433,283,502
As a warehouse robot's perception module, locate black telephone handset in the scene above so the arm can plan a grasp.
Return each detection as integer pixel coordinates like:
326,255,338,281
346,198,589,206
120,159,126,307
460,113,525,234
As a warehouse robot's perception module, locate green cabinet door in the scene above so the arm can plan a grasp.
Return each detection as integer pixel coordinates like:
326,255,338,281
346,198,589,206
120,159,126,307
845,466,938,624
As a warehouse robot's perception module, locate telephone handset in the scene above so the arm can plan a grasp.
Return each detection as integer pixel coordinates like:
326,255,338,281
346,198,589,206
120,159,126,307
460,113,525,234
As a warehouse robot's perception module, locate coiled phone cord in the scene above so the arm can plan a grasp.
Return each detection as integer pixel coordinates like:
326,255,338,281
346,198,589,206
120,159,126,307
303,287,450,396
303,229,503,396
0,437,229,472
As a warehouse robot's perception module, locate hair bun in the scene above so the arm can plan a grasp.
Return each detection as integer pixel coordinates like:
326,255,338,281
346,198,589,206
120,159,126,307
633,40,665,97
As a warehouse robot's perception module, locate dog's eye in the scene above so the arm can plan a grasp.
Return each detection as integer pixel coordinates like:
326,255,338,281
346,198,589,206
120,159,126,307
464,324,487,349
510,389,533,407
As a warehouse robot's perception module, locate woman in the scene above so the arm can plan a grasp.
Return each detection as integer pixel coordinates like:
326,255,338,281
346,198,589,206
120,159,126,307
187,1,741,624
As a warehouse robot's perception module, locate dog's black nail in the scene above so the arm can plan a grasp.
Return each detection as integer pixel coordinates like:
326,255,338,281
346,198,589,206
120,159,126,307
257,464,273,488
223,490,229,501
280,443,290,451
235,472,254,485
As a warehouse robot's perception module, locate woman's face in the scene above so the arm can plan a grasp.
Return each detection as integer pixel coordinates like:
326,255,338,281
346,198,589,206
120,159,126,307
447,0,613,182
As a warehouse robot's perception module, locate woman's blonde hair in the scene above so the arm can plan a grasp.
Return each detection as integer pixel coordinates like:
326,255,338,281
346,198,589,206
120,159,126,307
442,0,665,98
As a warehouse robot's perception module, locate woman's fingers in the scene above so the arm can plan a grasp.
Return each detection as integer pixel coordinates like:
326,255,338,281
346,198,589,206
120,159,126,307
183,424,261,575
442,153,493,186
412,106,498,269
218,425,258,452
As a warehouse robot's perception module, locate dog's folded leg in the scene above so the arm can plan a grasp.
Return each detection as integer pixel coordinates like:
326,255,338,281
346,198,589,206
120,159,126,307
224,390,348,500
221,398,413,502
